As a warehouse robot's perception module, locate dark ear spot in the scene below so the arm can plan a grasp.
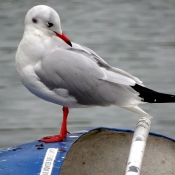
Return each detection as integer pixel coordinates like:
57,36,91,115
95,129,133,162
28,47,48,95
32,18,37,23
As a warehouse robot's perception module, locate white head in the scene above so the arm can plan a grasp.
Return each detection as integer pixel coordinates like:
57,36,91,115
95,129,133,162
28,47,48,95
25,5,62,35
24,5,71,46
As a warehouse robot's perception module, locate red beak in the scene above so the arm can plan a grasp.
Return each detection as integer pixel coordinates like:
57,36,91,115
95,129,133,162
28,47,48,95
54,32,72,47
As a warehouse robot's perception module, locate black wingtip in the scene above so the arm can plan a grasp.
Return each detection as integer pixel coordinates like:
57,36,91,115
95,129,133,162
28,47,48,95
131,84,175,103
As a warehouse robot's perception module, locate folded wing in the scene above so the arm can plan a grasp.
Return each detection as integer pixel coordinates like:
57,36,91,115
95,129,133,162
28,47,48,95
34,48,142,107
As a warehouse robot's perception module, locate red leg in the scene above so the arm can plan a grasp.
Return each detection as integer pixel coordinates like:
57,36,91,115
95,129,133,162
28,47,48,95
39,107,69,143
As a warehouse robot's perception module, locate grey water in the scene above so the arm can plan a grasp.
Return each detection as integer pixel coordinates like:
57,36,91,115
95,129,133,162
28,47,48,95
0,0,175,150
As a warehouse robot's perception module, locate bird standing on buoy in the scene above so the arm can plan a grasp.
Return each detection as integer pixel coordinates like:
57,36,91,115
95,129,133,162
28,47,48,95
16,5,175,142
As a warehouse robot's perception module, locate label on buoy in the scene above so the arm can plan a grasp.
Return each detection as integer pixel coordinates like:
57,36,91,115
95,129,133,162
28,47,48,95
40,148,58,175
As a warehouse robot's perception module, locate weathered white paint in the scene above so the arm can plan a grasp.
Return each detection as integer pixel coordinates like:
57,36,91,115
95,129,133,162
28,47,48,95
40,148,58,175
125,117,151,175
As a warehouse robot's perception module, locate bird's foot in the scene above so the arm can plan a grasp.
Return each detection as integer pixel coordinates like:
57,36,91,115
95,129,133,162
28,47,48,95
39,135,64,143
40,107,69,143
39,130,70,143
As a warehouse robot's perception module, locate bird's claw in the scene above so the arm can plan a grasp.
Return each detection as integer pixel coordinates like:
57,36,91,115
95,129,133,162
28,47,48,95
39,135,64,143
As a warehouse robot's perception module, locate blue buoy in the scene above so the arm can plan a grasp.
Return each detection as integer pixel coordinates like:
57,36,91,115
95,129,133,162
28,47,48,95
0,127,174,175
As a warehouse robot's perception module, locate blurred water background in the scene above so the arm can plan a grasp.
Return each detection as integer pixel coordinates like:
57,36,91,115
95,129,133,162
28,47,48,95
0,0,175,150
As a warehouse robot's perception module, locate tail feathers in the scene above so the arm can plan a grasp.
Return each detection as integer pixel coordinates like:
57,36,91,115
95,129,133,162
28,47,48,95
131,84,175,103
123,106,152,119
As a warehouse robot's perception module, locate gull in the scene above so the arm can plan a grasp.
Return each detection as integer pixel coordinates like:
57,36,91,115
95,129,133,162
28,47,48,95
15,5,175,142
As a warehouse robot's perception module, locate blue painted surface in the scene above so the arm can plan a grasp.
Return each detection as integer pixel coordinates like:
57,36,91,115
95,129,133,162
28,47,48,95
0,127,174,175
0,130,85,175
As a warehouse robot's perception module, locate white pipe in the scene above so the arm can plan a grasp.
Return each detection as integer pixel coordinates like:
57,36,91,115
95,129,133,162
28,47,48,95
125,117,151,175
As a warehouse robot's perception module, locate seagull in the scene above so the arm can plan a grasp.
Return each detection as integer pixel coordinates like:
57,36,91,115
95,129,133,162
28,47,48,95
15,5,175,143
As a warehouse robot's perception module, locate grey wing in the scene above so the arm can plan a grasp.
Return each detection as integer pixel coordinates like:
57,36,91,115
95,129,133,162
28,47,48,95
34,49,113,106
70,42,111,69
70,42,144,86
34,49,142,107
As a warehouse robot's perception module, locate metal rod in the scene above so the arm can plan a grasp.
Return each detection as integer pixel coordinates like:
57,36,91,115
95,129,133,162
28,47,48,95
125,117,151,175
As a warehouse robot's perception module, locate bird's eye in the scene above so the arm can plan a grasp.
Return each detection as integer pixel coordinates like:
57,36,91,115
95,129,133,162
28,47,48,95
46,22,54,28
32,18,37,23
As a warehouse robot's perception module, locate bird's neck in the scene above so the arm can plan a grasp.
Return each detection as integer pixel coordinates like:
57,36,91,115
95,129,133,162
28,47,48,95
15,29,45,71
15,27,61,73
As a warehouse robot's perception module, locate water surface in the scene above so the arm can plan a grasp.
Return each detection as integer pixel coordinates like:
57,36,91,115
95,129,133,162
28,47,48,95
0,0,175,149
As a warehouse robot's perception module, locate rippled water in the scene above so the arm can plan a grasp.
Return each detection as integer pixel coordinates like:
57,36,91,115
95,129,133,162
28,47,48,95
0,0,175,149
